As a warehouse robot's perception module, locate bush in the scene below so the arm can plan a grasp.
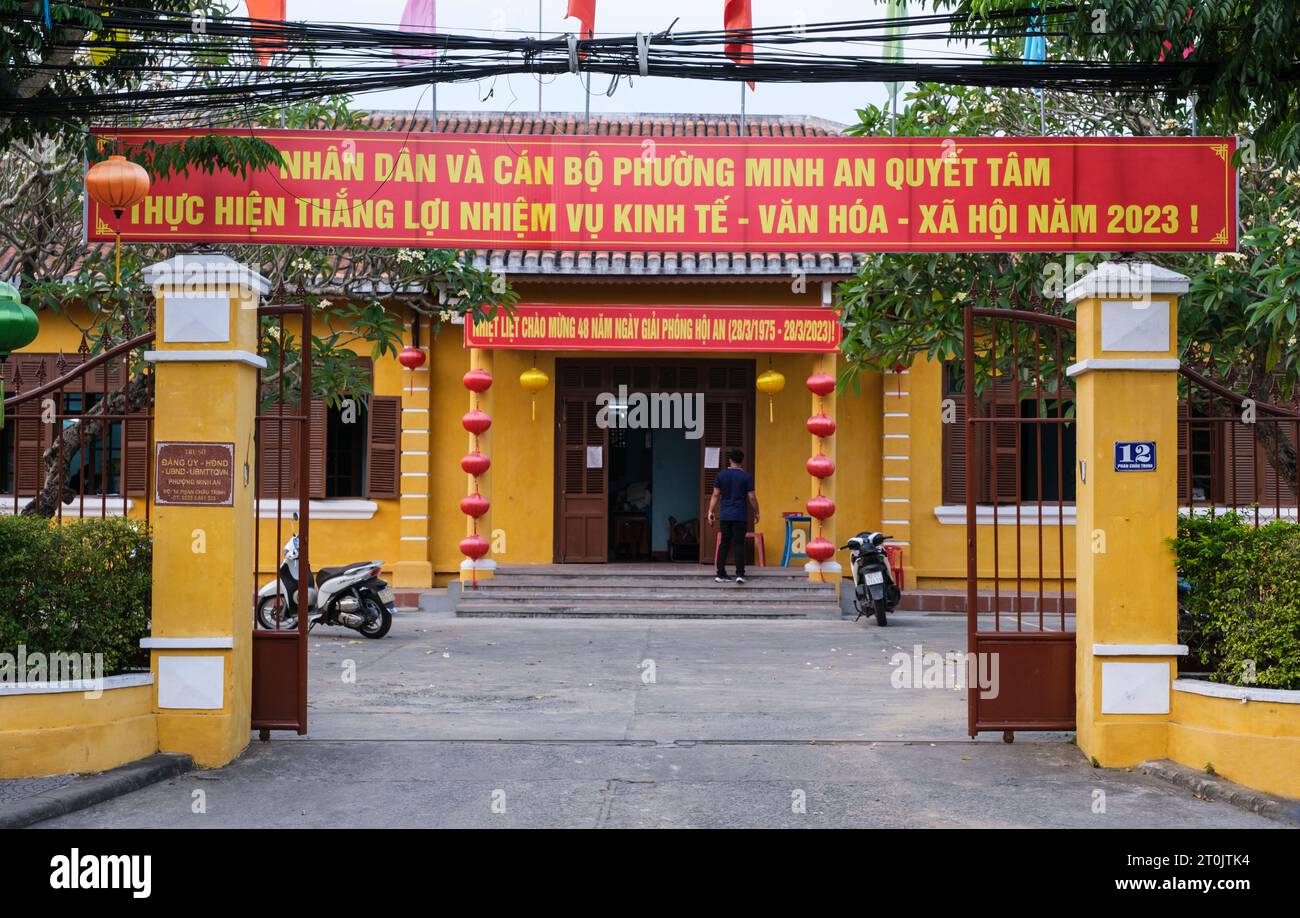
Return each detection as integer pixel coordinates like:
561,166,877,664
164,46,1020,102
1172,511,1300,690
0,516,151,675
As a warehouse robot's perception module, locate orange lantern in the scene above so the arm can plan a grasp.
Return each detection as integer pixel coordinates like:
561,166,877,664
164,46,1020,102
85,155,150,284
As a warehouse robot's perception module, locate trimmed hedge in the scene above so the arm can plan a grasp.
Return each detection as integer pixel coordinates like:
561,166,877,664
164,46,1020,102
1172,511,1300,690
0,516,151,675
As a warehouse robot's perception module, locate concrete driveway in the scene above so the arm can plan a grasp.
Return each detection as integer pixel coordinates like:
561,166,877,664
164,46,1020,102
40,611,1279,828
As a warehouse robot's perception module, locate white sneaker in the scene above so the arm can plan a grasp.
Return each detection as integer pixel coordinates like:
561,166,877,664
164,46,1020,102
735,576,747,584
714,576,728,583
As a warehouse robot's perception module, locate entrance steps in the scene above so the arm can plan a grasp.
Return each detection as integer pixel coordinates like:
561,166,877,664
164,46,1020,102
455,564,841,619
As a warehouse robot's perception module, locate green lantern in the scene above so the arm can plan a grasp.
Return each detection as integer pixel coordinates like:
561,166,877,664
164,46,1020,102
0,281,39,429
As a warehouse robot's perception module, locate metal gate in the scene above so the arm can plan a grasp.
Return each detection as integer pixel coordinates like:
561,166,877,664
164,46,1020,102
251,302,313,738
962,306,1077,740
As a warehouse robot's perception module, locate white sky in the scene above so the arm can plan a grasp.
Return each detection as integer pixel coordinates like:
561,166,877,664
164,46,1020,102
269,1,959,126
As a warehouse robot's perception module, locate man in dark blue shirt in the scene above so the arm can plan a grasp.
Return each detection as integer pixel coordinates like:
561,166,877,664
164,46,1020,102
707,448,758,584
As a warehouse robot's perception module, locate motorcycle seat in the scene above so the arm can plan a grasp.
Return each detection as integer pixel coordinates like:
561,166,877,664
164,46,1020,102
316,565,364,586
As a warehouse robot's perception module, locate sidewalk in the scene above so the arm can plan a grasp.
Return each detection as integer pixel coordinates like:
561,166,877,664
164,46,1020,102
33,612,1284,828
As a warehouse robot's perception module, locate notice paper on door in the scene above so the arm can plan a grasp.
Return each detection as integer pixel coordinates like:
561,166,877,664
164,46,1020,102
586,446,603,468
704,447,720,469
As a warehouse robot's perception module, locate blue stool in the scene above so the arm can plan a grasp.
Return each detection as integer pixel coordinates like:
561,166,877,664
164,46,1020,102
781,513,812,567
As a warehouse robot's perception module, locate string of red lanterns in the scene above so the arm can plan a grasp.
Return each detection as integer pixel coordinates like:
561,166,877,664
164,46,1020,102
804,370,837,568
459,367,493,585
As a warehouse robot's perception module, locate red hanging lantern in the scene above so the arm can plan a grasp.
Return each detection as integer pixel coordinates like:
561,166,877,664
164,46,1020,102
459,534,490,560
463,368,493,392
806,454,835,478
398,346,426,370
806,538,836,562
462,409,492,435
461,451,491,476
460,493,490,518
806,372,835,396
806,413,836,438
806,495,836,520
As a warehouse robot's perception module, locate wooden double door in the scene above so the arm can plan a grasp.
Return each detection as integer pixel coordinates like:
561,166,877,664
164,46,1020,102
554,358,755,563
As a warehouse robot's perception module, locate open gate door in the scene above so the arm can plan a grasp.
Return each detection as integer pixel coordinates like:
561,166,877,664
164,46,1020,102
963,306,1077,740
251,303,312,737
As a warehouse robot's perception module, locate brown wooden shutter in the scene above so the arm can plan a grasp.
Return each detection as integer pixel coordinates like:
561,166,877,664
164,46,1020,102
258,400,300,500
1226,422,1257,506
942,367,968,504
9,355,53,497
364,395,401,499
1256,425,1298,507
308,397,328,499
988,379,1020,503
123,413,151,497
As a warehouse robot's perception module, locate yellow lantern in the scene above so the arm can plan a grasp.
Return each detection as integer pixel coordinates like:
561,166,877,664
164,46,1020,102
756,368,786,423
519,366,549,421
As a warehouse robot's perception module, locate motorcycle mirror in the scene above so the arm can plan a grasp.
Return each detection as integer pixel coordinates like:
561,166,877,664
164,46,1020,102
293,511,299,523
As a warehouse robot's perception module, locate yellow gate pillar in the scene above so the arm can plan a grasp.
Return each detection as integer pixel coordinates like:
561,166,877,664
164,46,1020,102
1066,260,1189,765
142,253,269,768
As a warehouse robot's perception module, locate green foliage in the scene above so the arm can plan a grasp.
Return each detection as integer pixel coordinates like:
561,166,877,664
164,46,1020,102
1172,511,1300,690
945,1,1300,166
94,134,285,182
0,517,152,674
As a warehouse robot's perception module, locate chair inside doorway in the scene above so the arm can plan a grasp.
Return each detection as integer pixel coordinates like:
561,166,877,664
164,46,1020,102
608,422,700,562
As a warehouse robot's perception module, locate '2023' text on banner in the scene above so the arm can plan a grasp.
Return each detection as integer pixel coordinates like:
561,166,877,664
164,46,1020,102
89,130,1238,252
465,304,841,352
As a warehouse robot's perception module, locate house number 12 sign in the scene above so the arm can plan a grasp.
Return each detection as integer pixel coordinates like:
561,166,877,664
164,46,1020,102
1114,441,1157,472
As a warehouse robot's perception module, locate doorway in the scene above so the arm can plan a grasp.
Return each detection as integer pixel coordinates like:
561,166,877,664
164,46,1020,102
554,358,755,563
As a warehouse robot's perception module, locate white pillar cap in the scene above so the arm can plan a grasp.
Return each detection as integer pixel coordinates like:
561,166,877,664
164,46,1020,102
143,253,271,296
1065,260,1189,304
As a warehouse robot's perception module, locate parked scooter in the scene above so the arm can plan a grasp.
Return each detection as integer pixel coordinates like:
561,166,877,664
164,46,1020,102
256,513,395,639
842,531,901,626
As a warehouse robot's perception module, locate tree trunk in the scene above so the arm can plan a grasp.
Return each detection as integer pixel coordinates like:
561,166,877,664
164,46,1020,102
22,372,152,518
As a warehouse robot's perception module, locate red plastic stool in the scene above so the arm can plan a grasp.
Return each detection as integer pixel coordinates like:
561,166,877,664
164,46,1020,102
883,544,905,590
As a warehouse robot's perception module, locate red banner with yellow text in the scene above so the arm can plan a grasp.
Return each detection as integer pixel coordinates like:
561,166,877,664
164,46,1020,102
89,129,1237,252
464,304,840,352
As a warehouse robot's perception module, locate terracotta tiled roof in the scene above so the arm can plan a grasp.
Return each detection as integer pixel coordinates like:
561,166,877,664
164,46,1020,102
360,110,848,137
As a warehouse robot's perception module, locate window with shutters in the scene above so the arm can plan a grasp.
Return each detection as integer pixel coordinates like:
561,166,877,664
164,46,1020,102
942,361,1077,505
0,354,149,499
256,357,402,502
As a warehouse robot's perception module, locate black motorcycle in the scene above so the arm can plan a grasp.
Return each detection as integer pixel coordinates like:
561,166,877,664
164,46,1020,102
843,531,901,626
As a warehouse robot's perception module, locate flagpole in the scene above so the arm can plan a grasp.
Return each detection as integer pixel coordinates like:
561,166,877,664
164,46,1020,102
740,83,746,136
538,0,544,113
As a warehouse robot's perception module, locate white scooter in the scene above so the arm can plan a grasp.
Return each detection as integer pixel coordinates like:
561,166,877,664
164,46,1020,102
256,514,395,639
843,531,901,626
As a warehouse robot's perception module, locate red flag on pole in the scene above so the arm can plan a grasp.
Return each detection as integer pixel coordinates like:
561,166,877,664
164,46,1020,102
724,0,754,90
566,0,596,41
246,0,286,65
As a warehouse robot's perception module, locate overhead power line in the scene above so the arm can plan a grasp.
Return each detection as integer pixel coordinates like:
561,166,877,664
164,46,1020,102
0,4,1269,123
